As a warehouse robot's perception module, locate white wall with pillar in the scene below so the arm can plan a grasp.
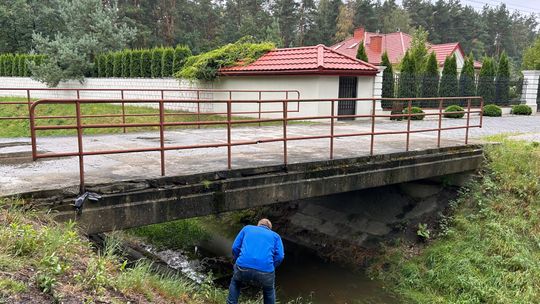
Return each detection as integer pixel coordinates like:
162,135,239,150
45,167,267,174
521,70,540,113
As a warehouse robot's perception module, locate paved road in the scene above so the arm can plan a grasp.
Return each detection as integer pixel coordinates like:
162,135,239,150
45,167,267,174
1,115,539,195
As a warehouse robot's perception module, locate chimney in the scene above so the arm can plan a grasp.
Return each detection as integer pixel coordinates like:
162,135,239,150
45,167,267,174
353,27,365,40
371,35,383,54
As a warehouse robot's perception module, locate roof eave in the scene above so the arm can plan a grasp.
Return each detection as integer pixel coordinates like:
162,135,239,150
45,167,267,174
219,69,378,77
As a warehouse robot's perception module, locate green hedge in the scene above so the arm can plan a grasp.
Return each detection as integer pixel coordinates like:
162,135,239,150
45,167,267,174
161,48,174,77
121,51,130,77
511,104,532,116
151,48,163,78
403,106,425,120
141,50,152,78
443,105,465,119
483,104,502,117
0,54,44,77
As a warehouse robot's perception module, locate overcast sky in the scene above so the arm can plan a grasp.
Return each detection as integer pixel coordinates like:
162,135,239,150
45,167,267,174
395,0,540,17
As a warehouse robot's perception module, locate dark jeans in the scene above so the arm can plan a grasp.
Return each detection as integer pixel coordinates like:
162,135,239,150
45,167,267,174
227,264,276,304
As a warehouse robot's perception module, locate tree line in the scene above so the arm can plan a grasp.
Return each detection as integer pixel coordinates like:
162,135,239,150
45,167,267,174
0,0,537,62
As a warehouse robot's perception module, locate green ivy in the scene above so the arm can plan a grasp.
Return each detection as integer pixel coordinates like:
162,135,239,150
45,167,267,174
177,38,274,81
173,45,192,75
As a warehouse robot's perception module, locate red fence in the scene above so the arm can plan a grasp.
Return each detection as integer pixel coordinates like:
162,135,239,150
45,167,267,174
28,96,484,192
0,88,301,132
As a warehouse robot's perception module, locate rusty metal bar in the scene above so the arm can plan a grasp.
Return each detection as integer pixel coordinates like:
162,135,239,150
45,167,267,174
121,90,126,133
159,97,166,176
75,100,85,193
330,100,335,159
437,98,443,148
258,91,262,127
227,92,232,169
283,97,288,165
406,99,412,152
370,99,376,156
197,90,201,129
465,98,471,144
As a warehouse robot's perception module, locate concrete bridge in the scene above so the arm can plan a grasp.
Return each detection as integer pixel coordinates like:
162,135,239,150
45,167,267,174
12,144,483,234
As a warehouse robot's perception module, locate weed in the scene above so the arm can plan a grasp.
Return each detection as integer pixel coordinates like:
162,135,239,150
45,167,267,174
416,223,430,240
0,278,27,295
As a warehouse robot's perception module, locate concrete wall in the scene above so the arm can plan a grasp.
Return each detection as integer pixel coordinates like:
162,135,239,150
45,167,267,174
0,77,214,113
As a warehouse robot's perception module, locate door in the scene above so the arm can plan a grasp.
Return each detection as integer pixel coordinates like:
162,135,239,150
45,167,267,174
338,76,358,120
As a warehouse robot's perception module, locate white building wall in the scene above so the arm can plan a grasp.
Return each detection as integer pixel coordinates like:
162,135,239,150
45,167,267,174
213,74,376,119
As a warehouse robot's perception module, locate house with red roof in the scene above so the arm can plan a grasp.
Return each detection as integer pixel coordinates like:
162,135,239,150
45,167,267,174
331,27,481,72
212,44,382,118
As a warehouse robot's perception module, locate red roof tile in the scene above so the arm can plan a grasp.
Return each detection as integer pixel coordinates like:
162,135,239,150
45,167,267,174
331,28,481,69
219,45,379,76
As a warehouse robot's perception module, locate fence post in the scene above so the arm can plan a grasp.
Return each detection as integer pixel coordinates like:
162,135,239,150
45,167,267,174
521,70,540,112
75,100,85,193
227,92,232,169
159,98,166,176
121,90,126,133
330,100,335,159
282,98,288,166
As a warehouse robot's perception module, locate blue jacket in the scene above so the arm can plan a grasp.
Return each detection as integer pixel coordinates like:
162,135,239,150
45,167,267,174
231,225,285,273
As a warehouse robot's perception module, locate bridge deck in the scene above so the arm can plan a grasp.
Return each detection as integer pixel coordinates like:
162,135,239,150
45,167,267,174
3,114,540,197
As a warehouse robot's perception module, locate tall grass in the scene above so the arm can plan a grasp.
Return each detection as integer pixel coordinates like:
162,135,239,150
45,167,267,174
370,138,540,303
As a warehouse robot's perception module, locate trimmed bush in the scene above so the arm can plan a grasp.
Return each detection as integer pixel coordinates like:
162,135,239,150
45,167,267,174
141,50,152,78
104,53,113,77
161,47,174,77
483,104,502,117
511,104,532,116
443,105,465,119
121,51,130,77
403,106,425,120
173,45,192,75
130,50,142,78
151,48,163,78
12,54,21,76
381,52,394,98
3,54,13,76
113,52,123,77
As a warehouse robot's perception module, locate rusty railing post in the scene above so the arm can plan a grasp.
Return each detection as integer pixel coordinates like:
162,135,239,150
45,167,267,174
29,102,38,161
197,90,201,129
330,100,335,159
26,90,32,126
258,91,262,127
121,89,126,133
465,98,471,144
159,92,166,176
227,92,232,169
370,99,376,156
406,99,412,152
437,98,443,148
479,97,484,128
75,100,85,193
282,97,288,165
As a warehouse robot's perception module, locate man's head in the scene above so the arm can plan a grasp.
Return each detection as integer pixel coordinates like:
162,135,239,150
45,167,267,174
257,218,272,230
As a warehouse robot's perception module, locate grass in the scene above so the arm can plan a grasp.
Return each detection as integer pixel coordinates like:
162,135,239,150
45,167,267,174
0,199,261,303
0,96,309,138
370,137,540,303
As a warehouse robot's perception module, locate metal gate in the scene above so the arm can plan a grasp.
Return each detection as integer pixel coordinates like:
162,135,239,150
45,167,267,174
338,76,357,120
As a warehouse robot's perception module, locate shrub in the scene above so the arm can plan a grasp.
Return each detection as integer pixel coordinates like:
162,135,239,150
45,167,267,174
12,54,21,76
444,105,465,119
113,52,123,77
403,106,425,120
0,55,5,76
141,50,152,78
104,53,113,77
511,104,532,116
439,55,458,98
483,104,502,117
129,50,142,78
151,48,163,78
177,37,274,81
3,54,13,76
161,47,174,77
173,45,192,75
381,52,394,98
121,51,130,77
96,54,105,77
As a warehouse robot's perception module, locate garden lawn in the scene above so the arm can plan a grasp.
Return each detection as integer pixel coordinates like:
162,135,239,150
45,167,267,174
371,136,540,304
0,97,304,138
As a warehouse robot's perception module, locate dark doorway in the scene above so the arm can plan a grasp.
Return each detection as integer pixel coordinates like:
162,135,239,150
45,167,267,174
338,76,358,120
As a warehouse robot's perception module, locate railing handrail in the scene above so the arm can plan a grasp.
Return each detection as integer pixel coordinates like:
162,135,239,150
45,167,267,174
28,96,484,193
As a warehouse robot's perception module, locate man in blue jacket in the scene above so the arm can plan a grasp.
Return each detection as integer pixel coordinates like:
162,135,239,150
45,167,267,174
227,218,285,304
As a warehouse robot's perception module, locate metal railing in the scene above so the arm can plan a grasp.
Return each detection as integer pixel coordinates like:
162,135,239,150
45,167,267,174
0,88,301,132
28,96,484,193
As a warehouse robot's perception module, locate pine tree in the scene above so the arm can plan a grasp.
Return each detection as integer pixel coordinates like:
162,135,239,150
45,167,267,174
130,50,142,78
12,54,20,76
495,52,510,103
151,48,163,78
477,56,496,103
172,45,192,75
161,47,174,77
398,51,416,98
420,52,439,98
439,55,458,98
459,54,476,98
0,55,4,76
141,50,152,78
381,52,394,98
356,41,368,62
121,50,130,77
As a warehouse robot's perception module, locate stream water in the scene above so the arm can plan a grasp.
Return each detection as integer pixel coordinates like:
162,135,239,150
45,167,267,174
142,228,397,304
